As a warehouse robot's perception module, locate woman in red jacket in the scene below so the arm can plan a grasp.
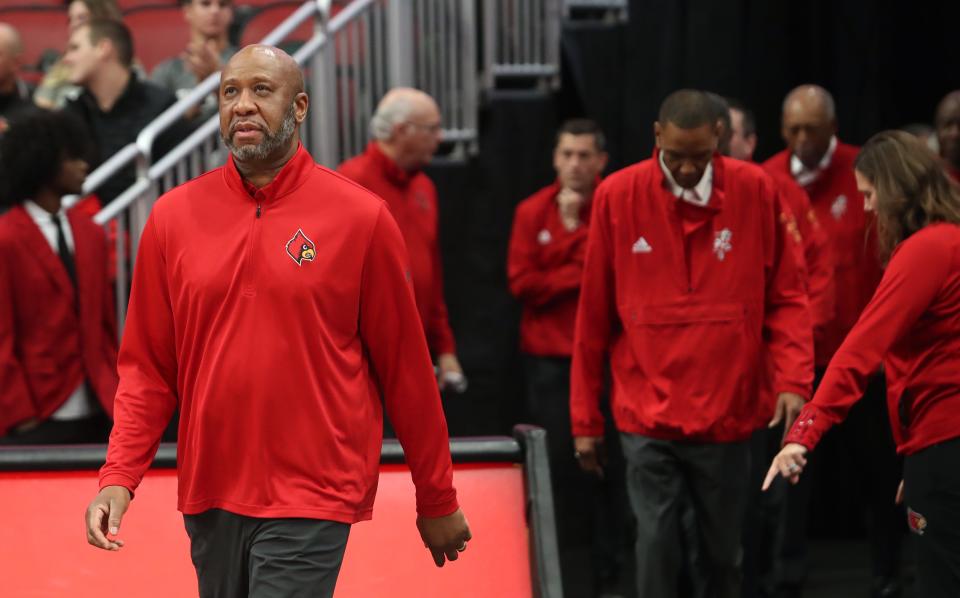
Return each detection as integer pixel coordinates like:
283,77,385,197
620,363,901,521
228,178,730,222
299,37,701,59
764,130,960,597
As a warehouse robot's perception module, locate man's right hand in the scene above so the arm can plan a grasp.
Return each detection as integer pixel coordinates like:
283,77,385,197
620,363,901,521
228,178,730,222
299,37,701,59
85,486,131,551
557,188,585,231
573,435,606,478
416,508,472,567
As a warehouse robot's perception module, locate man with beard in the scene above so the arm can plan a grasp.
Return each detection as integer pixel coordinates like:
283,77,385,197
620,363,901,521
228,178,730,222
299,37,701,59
935,91,960,183
83,45,471,597
338,89,465,395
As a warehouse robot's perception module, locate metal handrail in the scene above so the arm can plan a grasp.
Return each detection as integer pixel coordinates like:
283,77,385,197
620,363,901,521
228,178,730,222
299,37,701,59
483,0,562,89
90,0,383,222
74,0,331,216
135,0,325,160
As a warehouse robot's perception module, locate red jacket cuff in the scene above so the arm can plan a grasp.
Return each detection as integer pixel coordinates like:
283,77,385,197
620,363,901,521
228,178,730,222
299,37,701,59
571,422,605,437
99,473,141,498
782,406,827,450
416,495,459,518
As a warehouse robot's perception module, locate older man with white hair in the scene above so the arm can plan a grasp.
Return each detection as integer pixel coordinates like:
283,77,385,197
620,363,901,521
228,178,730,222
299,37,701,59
0,23,32,133
339,88,464,392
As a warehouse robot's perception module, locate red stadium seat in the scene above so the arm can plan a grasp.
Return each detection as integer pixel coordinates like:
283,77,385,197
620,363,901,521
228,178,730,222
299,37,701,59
0,0,62,6
118,0,178,11
122,5,191,74
239,1,314,47
0,7,68,70
235,0,298,6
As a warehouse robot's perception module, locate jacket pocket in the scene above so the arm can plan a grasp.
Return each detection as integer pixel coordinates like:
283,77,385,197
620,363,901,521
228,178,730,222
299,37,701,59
621,302,758,431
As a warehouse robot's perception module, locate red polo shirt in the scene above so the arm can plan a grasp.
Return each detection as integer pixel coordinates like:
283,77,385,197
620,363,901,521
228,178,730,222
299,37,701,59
338,143,456,356
571,152,813,442
99,145,459,523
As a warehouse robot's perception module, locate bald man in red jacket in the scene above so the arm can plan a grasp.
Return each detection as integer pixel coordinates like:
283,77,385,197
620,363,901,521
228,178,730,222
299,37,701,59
338,88,464,392
763,84,902,597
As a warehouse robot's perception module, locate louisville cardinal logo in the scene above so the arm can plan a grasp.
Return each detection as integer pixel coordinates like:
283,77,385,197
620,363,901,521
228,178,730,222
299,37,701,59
286,228,317,266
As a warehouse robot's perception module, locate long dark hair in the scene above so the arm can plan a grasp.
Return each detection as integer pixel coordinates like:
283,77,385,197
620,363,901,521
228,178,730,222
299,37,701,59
0,108,92,207
854,130,960,260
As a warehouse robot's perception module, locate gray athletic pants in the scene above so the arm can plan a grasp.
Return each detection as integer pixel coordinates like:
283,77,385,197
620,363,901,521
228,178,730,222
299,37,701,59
183,509,351,598
620,433,750,598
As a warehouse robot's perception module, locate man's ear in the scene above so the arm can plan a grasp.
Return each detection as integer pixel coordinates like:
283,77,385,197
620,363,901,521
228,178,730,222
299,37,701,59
95,38,113,62
653,121,662,148
294,92,309,124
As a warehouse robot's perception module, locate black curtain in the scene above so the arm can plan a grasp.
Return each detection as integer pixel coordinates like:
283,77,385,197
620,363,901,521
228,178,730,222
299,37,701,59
561,0,960,169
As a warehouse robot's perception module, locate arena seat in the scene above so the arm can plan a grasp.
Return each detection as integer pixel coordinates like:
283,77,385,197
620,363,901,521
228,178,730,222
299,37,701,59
239,0,313,48
122,5,191,74
0,427,561,597
0,0,62,7
118,0,178,11
0,7,67,72
235,0,300,7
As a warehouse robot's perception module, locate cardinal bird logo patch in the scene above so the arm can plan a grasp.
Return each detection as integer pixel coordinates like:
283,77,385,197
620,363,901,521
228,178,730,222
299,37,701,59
286,228,317,266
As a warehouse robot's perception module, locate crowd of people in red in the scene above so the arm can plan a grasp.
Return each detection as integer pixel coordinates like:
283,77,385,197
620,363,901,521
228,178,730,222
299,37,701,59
2,3,960,597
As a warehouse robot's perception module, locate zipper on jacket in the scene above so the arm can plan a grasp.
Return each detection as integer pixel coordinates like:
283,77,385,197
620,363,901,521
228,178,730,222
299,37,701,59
241,199,263,296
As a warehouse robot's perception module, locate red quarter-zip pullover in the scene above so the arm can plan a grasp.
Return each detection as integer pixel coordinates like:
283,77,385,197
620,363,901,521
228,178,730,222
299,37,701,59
764,142,883,366
99,145,459,523
786,224,960,456
570,151,813,442
338,143,456,356
507,181,592,357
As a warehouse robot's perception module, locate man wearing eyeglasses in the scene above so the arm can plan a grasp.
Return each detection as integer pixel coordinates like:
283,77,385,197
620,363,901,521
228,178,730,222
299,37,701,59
339,88,464,396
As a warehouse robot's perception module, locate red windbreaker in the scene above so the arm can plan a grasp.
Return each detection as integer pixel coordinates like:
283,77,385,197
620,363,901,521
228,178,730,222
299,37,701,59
99,145,459,523
507,181,592,357
338,143,456,356
764,142,883,366
570,152,813,442
786,224,960,455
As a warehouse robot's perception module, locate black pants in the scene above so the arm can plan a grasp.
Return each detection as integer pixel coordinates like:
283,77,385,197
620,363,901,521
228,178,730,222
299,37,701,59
741,425,787,598
183,509,351,598
903,436,960,598
754,372,903,596
523,355,630,590
621,433,750,598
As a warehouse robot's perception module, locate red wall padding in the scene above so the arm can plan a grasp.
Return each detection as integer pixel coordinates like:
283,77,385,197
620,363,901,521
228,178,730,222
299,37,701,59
0,463,532,597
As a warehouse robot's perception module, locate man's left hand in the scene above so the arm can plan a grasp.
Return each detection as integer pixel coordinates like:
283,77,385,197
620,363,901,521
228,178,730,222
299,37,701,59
416,508,472,567
437,353,465,392
769,391,806,442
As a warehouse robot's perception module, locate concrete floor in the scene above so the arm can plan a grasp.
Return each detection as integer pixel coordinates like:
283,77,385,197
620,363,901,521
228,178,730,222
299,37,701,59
558,538,918,598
